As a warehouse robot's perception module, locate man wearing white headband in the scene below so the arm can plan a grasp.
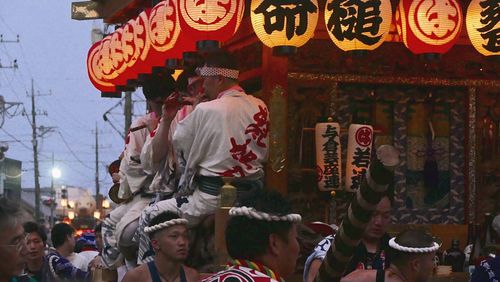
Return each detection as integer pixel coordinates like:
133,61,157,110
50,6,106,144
136,67,205,264
341,229,439,282
102,72,176,270
203,189,301,282
142,50,268,229
123,212,198,282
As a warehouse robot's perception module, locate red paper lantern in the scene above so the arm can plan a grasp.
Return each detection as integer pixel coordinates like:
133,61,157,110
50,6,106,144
118,10,152,86
147,0,181,67
87,35,117,93
178,0,245,50
396,0,463,55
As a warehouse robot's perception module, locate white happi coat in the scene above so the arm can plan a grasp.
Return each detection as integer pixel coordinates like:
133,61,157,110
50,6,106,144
135,86,269,264
118,113,157,199
102,113,155,267
140,105,194,194
173,85,269,194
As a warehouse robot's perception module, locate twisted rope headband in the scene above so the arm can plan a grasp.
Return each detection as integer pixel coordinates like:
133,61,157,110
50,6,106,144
144,218,188,234
196,66,239,79
389,237,440,253
229,206,301,223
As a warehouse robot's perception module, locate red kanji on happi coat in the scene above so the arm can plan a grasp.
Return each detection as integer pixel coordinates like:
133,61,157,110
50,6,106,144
219,105,269,177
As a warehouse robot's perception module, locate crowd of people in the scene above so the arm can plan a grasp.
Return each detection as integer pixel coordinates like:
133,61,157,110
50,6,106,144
1,50,499,282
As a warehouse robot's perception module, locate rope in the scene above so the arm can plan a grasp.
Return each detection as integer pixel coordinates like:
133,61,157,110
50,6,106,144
144,218,188,234
229,206,302,223
316,145,399,282
388,238,440,253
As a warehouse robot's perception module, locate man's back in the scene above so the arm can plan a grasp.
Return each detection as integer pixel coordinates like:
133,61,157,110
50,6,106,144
173,86,268,179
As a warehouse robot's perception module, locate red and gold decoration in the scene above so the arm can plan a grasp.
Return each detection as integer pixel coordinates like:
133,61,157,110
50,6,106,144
315,119,341,191
251,0,318,55
324,0,392,52
395,0,463,55
179,0,245,50
345,124,373,192
466,0,500,57
87,0,180,92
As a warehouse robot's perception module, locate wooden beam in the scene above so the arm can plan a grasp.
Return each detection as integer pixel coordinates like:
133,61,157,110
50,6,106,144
71,1,103,20
288,72,500,88
71,0,146,23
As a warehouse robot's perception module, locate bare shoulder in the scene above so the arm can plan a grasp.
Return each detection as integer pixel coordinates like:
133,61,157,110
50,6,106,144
183,265,199,282
122,264,150,282
340,270,377,282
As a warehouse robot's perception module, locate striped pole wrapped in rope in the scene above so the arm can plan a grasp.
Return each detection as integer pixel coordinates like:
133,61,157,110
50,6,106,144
316,145,399,282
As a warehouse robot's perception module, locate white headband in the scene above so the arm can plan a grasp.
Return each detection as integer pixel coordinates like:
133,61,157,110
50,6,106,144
144,218,188,234
229,206,302,223
389,237,440,253
196,66,239,79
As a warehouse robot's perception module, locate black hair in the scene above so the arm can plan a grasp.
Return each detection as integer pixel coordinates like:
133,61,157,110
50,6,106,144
226,189,295,261
23,221,47,243
204,50,238,72
148,211,182,239
0,197,22,230
94,222,102,234
390,229,436,268
176,68,199,93
51,223,75,248
385,182,395,207
142,71,176,101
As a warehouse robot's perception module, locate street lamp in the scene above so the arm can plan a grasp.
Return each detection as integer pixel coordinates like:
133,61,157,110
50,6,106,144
50,164,61,228
102,199,110,209
52,167,61,179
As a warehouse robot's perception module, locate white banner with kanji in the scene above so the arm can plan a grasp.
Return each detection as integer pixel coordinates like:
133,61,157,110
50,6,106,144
315,122,341,191
346,124,373,192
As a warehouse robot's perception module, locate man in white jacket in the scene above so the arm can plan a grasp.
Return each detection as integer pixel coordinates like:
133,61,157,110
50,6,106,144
143,50,269,229
101,71,176,270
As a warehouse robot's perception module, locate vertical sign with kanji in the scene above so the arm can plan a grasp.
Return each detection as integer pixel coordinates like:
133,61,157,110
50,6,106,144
346,124,373,192
466,0,500,57
324,0,392,51
315,122,341,191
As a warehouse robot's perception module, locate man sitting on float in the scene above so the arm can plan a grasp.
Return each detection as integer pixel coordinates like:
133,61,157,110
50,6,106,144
138,50,269,263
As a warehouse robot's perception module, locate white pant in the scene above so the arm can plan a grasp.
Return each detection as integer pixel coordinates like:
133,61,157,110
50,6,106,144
102,195,150,268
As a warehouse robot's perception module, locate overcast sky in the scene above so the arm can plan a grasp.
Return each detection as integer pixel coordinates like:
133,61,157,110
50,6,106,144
0,1,146,194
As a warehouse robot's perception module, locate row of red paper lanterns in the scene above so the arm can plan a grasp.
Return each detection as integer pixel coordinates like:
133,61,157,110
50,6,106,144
87,0,245,93
89,0,497,93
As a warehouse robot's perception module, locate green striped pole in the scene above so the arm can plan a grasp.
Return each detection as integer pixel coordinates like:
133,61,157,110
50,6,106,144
316,145,399,282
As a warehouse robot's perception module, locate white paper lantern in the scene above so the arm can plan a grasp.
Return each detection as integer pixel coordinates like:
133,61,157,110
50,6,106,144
466,0,500,56
324,0,392,51
251,0,319,55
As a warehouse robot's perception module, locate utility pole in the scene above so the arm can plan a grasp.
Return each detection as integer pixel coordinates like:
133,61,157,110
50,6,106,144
124,91,132,137
29,79,54,223
95,123,100,214
31,79,42,222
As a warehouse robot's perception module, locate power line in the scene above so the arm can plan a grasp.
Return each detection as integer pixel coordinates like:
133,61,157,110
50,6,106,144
0,127,31,150
57,131,93,170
